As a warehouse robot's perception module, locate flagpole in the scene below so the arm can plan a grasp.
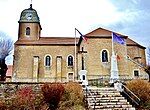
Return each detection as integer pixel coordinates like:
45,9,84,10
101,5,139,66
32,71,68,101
110,32,119,83
75,28,77,81
112,32,114,56
124,40,129,76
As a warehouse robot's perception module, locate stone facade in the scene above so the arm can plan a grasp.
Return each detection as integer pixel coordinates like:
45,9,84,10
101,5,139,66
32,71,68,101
12,5,148,82
13,45,77,82
18,23,41,40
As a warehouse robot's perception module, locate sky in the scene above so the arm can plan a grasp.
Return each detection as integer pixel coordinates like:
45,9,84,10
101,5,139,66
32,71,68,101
0,0,150,64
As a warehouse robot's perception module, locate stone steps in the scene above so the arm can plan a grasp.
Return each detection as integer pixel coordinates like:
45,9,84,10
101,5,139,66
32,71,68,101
83,87,135,110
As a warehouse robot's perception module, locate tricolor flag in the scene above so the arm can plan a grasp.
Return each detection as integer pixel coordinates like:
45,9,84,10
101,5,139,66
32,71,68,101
116,49,120,60
117,55,120,60
75,28,89,44
112,32,125,45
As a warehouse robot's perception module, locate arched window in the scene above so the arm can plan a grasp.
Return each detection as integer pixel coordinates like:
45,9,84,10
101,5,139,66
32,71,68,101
68,55,73,66
101,50,108,62
26,27,30,36
45,55,51,66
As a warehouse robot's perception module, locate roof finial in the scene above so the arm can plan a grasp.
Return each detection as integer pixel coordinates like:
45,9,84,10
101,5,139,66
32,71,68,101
30,0,32,9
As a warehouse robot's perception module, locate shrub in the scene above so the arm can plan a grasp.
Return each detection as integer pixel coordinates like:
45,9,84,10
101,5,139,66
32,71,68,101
58,82,84,109
41,82,65,110
126,80,150,106
8,87,43,109
0,101,7,110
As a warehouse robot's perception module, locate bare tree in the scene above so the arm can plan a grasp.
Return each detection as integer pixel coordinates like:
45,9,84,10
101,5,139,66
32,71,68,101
0,31,13,81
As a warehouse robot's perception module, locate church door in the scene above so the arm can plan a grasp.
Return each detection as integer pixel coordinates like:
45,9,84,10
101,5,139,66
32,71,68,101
67,72,74,82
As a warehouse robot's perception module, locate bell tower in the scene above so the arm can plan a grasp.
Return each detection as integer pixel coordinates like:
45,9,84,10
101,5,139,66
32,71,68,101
18,4,42,40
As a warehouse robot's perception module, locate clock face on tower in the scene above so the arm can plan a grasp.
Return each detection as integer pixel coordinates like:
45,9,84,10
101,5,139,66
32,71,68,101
26,13,32,20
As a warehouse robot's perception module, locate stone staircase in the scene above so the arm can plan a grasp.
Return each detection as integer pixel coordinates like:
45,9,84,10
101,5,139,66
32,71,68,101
83,87,135,110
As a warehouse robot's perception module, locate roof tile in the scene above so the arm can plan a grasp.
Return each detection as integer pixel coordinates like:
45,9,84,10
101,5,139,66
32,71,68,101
15,37,80,45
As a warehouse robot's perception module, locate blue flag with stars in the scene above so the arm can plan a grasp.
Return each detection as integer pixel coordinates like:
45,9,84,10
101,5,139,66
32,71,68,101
113,32,125,45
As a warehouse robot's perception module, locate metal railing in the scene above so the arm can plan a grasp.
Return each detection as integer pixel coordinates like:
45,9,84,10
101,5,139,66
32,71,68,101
127,56,143,68
121,83,141,106
88,76,148,88
83,85,96,110
87,78,141,107
88,77,133,87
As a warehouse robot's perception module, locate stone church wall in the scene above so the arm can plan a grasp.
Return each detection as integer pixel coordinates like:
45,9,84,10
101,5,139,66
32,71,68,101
13,45,77,82
79,38,128,80
127,45,147,79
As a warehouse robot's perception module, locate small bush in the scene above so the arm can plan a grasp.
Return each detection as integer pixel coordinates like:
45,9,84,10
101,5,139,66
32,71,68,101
8,87,43,109
41,82,65,110
0,101,7,110
58,82,84,109
126,80,150,106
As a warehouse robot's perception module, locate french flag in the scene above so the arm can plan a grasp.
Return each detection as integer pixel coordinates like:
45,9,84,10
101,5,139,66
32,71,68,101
116,49,120,60
75,28,89,44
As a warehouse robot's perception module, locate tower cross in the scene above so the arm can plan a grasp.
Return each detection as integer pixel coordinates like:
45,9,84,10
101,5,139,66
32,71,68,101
78,47,87,70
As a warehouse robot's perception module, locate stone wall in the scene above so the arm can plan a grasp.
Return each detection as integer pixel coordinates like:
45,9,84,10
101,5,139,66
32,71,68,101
0,82,44,101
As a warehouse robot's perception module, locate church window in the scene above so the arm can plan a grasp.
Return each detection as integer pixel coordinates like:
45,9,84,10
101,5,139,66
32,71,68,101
26,27,30,36
44,55,52,67
101,50,109,62
67,55,74,66
82,75,85,80
134,70,139,77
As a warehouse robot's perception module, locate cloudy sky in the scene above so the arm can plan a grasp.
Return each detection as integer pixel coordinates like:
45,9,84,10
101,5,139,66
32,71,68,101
0,0,150,64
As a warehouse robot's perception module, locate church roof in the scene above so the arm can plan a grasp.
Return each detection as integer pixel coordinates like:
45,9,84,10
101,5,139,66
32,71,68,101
19,4,40,23
15,37,80,45
15,27,145,49
85,27,127,38
81,27,145,49
126,38,146,49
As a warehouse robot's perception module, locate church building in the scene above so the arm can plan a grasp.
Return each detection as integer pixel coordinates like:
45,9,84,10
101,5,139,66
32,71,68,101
12,4,148,82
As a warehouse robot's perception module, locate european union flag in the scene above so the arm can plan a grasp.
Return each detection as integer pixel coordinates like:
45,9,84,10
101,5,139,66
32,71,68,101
113,32,125,45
